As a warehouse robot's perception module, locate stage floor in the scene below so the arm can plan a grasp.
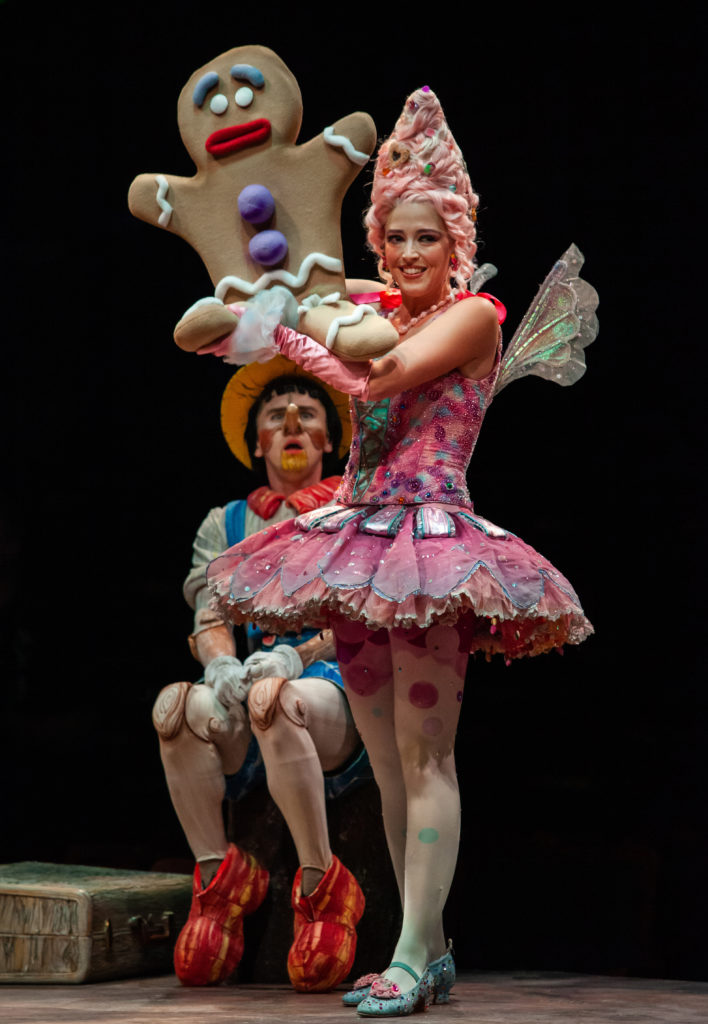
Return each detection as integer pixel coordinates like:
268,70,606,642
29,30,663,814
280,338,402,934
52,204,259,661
1,971,707,1023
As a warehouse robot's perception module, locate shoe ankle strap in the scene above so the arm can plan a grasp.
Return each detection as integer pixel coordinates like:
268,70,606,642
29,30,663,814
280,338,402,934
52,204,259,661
388,961,420,984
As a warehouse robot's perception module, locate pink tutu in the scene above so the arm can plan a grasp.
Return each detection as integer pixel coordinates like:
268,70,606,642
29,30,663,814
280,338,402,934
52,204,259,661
208,502,593,660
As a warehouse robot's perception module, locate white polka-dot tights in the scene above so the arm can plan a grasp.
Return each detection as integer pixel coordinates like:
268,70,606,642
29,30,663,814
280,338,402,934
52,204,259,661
333,618,469,990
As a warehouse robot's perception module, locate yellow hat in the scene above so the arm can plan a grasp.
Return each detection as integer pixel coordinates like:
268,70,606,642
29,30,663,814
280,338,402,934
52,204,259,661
221,355,352,469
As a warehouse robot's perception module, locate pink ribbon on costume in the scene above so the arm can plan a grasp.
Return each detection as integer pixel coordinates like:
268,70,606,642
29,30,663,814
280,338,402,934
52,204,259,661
475,291,507,325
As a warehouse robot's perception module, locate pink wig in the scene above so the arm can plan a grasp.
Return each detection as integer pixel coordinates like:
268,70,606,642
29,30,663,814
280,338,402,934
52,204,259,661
365,86,479,288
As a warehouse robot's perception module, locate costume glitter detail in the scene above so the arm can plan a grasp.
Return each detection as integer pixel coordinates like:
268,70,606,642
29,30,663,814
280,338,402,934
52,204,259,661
208,330,593,660
340,363,495,507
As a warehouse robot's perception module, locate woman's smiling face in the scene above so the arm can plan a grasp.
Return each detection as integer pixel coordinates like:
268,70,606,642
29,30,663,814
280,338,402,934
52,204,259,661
384,202,453,313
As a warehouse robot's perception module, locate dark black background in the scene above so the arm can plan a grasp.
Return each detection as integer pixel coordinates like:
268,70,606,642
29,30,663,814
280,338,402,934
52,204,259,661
2,1,706,981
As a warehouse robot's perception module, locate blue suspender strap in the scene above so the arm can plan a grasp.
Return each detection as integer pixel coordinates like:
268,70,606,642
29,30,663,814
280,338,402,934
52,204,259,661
224,499,248,548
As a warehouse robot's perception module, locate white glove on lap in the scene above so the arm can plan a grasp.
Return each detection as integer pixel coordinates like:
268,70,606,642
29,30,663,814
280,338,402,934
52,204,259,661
204,655,251,707
243,645,304,683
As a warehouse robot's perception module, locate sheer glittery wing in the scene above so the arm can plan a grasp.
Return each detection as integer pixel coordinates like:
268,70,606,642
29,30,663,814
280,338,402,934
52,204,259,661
494,244,598,395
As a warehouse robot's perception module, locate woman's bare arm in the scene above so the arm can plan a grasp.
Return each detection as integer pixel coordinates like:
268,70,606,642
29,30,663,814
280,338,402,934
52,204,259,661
271,296,498,402
366,296,499,400
346,277,385,295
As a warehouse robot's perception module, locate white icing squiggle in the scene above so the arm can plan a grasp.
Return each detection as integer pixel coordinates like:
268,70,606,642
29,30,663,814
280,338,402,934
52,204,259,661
323,126,370,166
324,305,378,349
214,252,343,299
155,175,173,227
297,291,341,314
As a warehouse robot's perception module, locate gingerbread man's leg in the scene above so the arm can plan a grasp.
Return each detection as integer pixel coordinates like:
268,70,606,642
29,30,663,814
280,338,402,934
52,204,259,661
174,286,301,353
299,298,398,361
173,299,242,352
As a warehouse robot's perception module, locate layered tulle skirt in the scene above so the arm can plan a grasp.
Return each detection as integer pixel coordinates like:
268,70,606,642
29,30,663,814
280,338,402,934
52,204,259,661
207,502,593,660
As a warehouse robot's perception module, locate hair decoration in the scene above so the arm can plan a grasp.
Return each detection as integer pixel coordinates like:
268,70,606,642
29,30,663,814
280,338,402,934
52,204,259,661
365,86,480,287
390,145,410,167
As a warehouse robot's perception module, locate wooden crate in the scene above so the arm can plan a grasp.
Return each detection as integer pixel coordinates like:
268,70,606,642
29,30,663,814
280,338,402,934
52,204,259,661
0,862,192,983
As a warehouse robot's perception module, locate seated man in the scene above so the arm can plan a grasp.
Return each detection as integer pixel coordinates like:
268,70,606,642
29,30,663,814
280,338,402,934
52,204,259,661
152,356,369,991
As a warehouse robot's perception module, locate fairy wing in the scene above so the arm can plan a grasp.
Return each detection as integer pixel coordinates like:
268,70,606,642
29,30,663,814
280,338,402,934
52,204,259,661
494,244,599,395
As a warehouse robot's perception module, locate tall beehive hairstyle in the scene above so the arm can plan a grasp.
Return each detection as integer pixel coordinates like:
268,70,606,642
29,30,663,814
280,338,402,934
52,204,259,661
365,86,479,288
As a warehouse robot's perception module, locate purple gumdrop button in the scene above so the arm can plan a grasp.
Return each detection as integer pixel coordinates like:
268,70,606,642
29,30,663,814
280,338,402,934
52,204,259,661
248,229,288,267
238,184,275,224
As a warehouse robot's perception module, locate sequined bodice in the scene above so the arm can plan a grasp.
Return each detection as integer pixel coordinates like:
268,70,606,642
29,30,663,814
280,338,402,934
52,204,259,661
337,358,500,507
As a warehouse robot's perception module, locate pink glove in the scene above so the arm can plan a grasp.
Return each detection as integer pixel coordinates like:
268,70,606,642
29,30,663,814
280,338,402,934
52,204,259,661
198,308,373,399
273,325,372,399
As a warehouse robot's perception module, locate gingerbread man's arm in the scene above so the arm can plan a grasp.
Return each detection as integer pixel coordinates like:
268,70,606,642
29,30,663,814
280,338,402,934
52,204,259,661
128,171,191,234
324,111,377,166
298,111,376,183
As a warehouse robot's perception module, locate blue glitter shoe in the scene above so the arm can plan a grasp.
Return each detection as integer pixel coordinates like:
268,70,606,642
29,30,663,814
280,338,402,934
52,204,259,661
343,942,455,1007
427,940,455,1003
356,963,434,1017
343,972,381,1006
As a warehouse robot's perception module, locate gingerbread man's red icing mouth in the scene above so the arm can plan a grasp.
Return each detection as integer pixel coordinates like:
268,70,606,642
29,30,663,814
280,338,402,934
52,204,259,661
205,119,271,157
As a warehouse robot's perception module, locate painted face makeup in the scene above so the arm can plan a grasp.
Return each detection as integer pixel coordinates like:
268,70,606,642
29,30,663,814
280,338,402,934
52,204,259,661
280,403,309,472
254,391,332,483
383,202,454,317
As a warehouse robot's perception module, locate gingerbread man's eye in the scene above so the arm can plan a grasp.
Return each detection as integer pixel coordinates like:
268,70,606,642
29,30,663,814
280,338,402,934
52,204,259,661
235,87,254,108
209,93,228,115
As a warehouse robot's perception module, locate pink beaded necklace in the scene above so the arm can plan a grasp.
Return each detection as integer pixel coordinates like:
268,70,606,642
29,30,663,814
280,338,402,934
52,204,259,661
386,290,456,335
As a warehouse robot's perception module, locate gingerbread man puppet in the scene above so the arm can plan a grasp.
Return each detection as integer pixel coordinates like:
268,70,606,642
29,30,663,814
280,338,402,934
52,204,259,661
128,45,397,359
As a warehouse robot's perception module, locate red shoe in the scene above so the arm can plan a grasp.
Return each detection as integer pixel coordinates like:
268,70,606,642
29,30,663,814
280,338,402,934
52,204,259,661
174,844,269,985
287,855,365,993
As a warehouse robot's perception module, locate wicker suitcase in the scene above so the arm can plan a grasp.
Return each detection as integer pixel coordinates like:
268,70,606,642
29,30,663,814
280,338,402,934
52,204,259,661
0,861,193,983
